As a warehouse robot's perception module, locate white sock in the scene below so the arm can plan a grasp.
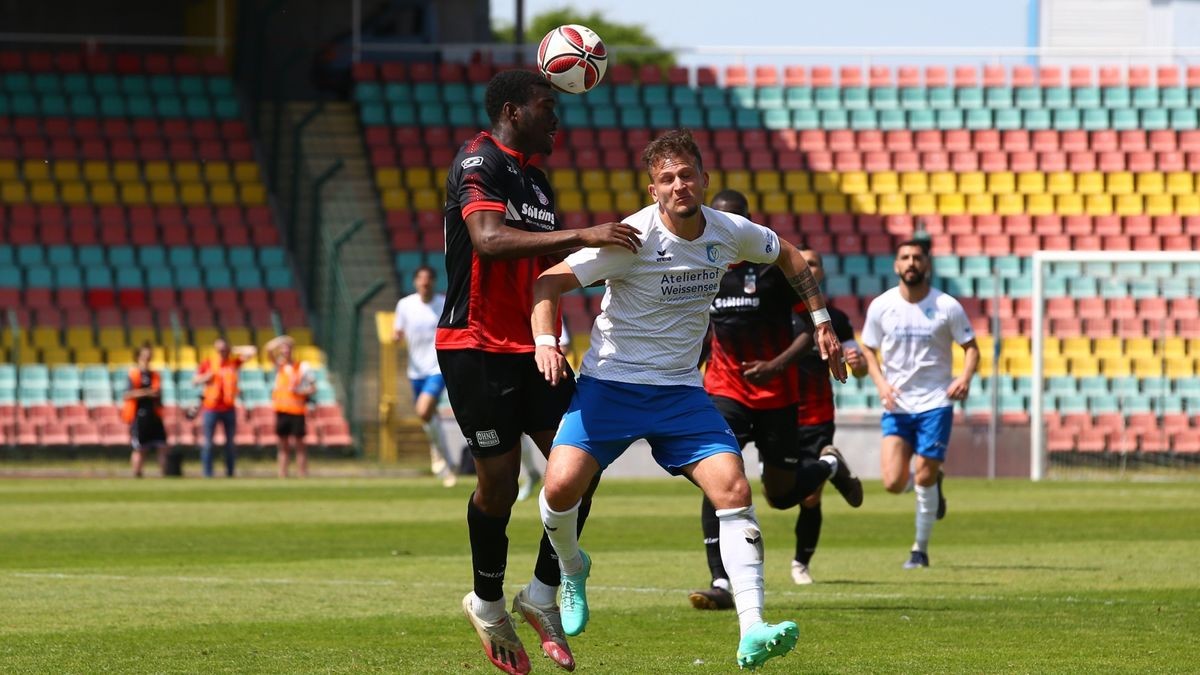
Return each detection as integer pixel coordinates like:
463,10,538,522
471,592,507,623
712,577,731,592
526,575,557,607
904,472,915,493
423,420,454,473
716,505,765,636
914,483,938,553
539,490,583,576
819,454,838,476
520,435,542,479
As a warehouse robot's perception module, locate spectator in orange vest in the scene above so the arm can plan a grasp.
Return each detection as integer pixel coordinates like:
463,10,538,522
122,342,167,477
266,335,316,478
193,337,257,478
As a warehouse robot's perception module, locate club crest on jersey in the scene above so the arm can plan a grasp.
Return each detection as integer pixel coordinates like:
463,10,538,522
706,244,720,263
460,156,483,169
532,182,549,206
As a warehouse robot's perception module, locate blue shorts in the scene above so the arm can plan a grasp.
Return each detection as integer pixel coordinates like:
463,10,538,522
881,406,954,462
410,374,446,401
553,376,740,475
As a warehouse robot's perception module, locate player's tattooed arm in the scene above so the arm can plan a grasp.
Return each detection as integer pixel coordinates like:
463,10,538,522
785,265,823,309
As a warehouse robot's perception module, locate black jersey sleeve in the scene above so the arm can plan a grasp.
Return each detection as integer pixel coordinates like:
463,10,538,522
452,141,508,217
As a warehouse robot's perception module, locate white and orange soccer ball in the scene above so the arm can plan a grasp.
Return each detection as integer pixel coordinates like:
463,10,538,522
536,24,608,94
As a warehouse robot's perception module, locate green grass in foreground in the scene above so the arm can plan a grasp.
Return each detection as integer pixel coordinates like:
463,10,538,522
0,477,1198,674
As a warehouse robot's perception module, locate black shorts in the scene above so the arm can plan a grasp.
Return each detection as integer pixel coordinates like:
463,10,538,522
796,421,836,462
275,412,307,439
710,396,799,470
131,414,167,449
438,348,576,459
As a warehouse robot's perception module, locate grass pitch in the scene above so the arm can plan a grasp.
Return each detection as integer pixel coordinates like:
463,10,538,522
0,475,1197,673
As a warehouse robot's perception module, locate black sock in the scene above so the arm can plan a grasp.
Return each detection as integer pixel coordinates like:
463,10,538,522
795,503,822,565
467,492,510,601
701,496,728,583
789,459,834,506
533,493,594,586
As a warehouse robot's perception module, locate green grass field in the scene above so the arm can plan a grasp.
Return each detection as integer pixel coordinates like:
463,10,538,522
1,476,1198,674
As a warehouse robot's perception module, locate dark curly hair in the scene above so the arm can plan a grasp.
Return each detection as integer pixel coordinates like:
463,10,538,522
485,69,552,126
642,128,705,176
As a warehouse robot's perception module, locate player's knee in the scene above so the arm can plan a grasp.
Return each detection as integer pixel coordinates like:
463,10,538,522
883,476,907,494
801,493,822,509
710,477,752,509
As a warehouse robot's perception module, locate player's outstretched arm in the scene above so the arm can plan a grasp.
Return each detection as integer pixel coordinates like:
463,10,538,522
532,262,583,386
466,211,641,260
773,239,847,383
947,339,980,401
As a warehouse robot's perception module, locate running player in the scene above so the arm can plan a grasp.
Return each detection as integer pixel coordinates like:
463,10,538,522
439,69,641,675
532,130,847,670
860,239,979,568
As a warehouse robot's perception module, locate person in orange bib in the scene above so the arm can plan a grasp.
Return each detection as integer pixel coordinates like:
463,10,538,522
266,335,316,478
193,337,258,478
122,343,167,477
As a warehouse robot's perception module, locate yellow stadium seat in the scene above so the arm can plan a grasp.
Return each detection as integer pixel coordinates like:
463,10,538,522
72,347,104,364
754,171,781,193
1100,358,1132,377
41,347,71,365
1042,356,1068,377
31,327,61,350
783,171,810,192
381,188,408,211
812,172,840,194
986,171,1015,195
580,169,607,191
149,348,167,369
996,193,1026,215
375,168,400,190
89,182,117,205
1175,194,1200,215
21,159,49,180
1046,171,1074,194
411,188,440,211
1125,338,1155,358
870,171,898,194
284,328,313,346
850,193,876,214
614,191,643,213
120,182,148,205
1145,194,1174,216
557,189,583,212
840,171,868,194
204,162,231,182
585,191,614,212
1003,353,1031,376
1002,335,1031,355
1060,337,1092,358
1094,337,1122,358
83,161,110,182
1165,357,1194,378
1040,336,1060,358
610,170,637,191
1115,194,1143,216
193,329,221,347
966,193,993,215
224,328,252,347
1166,171,1193,195
150,182,178,205
179,182,206,206
742,193,761,213
1161,338,1186,359
174,162,201,182
296,346,325,366
234,162,260,183
1016,171,1045,195
908,193,936,214
403,167,433,189
1106,171,1134,195
1132,357,1164,377
30,181,57,204
0,160,16,180
1,181,26,202
1076,172,1104,195
143,161,171,182
706,170,724,190
128,327,158,345
549,168,576,190
899,171,927,194
60,182,89,204
175,346,198,368
1084,194,1113,215
14,348,41,365
958,171,985,195
929,171,956,195
1052,193,1082,215
936,193,965,215
1069,356,1100,377
64,327,94,350
240,184,266,205
724,170,752,191
819,193,848,213
52,161,80,181
761,192,789,214
107,347,135,366
792,193,818,213
113,161,140,182
209,182,237,206
877,193,907,215
1136,172,1164,195
97,328,126,350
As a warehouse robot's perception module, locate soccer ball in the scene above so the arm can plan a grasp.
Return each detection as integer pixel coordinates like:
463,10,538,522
536,24,608,94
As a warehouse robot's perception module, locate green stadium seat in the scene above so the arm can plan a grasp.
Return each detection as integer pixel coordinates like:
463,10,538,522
149,75,177,96
56,267,82,287
177,75,205,97
620,107,648,128
707,108,734,128
198,247,226,267
40,94,67,116
127,95,155,117
1160,86,1187,108
146,268,172,288
613,84,640,107
1073,87,1101,109
975,277,1000,296
204,267,233,288
234,268,263,288
792,109,819,129
909,109,936,130
728,86,755,108
446,103,474,126
266,266,294,289
387,104,415,126
1043,87,1070,109
1047,376,1077,395
1169,109,1198,129
69,95,97,116
1110,377,1139,396
824,277,853,296
985,86,1012,108
757,86,784,109
784,86,812,109
1052,108,1081,130
17,245,45,266
416,103,442,126
871,86,899,110
1177,379,1200,397
26,267,53,288
670,86,698,107
157,96,184,117
121,75,148,95
1131,87,1158,108
214,97,240,119
1099,279,1131,298
561,106,589,127
961,256,991,277
99,94,127,117
819,109,848,129
115,268,143,289
814,87,840,109
699,86,726,107
469,83,487,104
1024,108,1051,130
9,92,36,116
108,246,135,267
642,85,670,107
592,107,617,127
849,109,877,130
1067,277,1097,297
355,83,382,102
1123,394,1154,414
966,109,993,130
1014,86,1041,108
167,248,197,267
879,109,906,130
734,108,762,129
957,87,983,109
359,103,385,126
383,83,413,103
442,83,470,104
174,267,202,287
994,256,1022,278
928,86,954,109
1111,108,1138,130
762,109,790,130
47,246,74,266
1089,393,1120,414
899,86,927,109
1081,108,1109,130
1056,394,1088,414
677,107,703,128
20,365,50,385
842,87,869,110
1102,86,1130,108
994,108,1021,129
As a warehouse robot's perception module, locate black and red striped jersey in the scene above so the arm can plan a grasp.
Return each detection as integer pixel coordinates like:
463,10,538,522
437,131,560,353
793,305,856,426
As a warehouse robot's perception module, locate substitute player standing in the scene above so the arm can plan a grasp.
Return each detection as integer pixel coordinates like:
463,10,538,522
688,191,862,611
860,239,979,568
532,130,847,670
438,69,641,675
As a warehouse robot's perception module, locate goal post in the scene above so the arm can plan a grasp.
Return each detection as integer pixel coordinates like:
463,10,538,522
1030,250,1200,480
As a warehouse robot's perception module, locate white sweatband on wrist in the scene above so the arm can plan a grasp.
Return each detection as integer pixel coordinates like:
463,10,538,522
534,334,559,348
810,307,831,326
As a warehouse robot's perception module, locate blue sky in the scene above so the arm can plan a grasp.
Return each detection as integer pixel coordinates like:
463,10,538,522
494,0,1033,67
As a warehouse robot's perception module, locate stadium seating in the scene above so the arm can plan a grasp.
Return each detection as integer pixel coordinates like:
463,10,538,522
0,51,350,451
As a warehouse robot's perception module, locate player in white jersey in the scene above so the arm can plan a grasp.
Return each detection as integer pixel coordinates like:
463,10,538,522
529,130,848,670
393,265,456,487
860,239,979,569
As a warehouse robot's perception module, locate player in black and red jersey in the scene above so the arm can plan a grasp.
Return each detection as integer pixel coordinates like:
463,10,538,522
688,191,863,610
439,69,641,675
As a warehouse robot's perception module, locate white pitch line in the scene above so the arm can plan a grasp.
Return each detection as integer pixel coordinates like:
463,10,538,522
7,572,1133,606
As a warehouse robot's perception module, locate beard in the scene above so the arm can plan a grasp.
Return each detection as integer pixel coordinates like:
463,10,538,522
901,269,926,286
675,202,699,218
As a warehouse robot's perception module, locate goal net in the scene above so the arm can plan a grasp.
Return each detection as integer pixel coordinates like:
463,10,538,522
1030,250,1200,480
